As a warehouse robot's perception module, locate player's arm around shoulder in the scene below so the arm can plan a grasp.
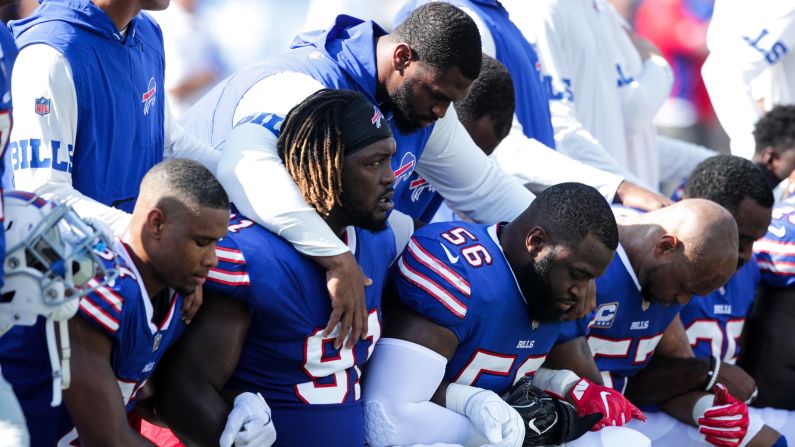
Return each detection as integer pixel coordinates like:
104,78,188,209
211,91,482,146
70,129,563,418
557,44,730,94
154,292,253,446
62,316,154,447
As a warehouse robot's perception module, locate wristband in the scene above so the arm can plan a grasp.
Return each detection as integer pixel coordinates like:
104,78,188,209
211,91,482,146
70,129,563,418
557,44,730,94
704,355,721,391
532,368,580,397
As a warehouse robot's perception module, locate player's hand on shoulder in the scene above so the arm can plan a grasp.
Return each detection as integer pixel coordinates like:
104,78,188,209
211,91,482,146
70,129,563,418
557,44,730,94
446,383,524,447
697,384,749,447
503,377,600,446
319,251,372,350
566,378,646,430
715,363,757,403
615,181,672,212
220,392,277,447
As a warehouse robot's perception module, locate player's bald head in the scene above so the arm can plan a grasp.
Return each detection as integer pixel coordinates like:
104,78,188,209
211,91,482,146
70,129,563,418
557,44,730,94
627,199,738,294
135,158,230,218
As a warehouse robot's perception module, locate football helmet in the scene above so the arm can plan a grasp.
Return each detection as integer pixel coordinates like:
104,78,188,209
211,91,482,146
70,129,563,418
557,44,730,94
0,191,118,405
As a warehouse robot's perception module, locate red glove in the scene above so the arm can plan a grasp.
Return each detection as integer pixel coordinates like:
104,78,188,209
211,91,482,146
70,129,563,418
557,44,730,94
566,378,646,430
698,384,750,447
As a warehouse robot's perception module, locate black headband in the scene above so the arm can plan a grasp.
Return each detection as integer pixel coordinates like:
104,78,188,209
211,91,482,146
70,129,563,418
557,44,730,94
339,97,393,154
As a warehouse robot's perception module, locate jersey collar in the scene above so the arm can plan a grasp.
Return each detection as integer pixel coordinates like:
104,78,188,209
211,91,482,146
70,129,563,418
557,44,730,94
487,223,529,306
615,243,641,291
115,239,178,334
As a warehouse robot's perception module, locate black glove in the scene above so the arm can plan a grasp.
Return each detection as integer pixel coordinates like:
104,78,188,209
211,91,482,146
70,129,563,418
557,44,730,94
502,377,603,446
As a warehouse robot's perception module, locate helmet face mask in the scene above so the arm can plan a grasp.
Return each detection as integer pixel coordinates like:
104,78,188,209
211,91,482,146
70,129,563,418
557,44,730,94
0,191,118,334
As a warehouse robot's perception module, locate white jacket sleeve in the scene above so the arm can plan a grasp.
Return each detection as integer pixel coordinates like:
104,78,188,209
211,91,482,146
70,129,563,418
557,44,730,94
9,44,131,235
416,108,534,222
702,7,795,159
216,72,349,257
491,128,623,203
656,135,716,184
163,98,221,173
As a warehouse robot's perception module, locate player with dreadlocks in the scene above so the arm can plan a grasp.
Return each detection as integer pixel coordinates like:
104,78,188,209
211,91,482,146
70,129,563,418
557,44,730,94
152,89,412,447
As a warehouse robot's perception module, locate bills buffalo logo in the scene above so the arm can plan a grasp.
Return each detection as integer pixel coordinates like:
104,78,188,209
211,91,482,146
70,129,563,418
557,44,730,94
394,152,416,185
141,77,157,115
35,97,50,116
409,176,435,202
371,106,384,128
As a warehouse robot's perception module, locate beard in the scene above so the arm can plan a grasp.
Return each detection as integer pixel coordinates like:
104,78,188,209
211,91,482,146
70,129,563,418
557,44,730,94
339,188,390,232
517,252,565,323
389,78,423,134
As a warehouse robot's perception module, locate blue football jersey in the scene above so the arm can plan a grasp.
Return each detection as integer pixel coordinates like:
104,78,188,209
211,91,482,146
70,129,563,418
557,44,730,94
755,201,795,288
679,259,759,364
576,245,682,393
204,214,396,447
391,222,572,394
0,240,185,446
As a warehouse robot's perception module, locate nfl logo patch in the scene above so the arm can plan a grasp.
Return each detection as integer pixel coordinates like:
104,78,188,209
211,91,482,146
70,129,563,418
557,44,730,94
35,97,50,116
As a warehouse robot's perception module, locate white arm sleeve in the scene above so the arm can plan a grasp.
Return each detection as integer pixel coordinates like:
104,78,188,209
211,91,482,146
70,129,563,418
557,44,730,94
363,338,487,447
702,7,795,159
491,130,623,203
9,44,131,235
163,98,220,173
416,108,534,222
217,72,350,257
656,135,716,183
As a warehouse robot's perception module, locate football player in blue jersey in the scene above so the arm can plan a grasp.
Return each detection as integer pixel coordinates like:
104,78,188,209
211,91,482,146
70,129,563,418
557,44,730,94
0,191,115,447
548,200,754,446
184,2,672,355
363,182,653,447
0,159,230,447
627,155,788,446
751,176,795,410
155,89,406,447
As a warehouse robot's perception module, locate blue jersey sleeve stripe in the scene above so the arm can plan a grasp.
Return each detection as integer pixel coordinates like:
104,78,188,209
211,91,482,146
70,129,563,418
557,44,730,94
90,284,124,313
758,259,795,275
397,256,467,318
406,238,470,296
79,299,120,334
216,246,246,264
755,238,795,256
207,267,251,286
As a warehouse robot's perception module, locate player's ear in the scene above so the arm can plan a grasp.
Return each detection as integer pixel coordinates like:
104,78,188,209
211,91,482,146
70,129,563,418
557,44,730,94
145,208,167,240
653,234,680,258
392,43,414,73
526,226,548,257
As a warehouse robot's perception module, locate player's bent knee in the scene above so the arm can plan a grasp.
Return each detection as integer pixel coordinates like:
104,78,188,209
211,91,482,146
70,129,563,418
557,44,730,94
364,399,400,447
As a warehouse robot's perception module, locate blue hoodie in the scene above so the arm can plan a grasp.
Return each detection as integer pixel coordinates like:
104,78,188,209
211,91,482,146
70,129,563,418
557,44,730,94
180,15,435,219
9,0,165,213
